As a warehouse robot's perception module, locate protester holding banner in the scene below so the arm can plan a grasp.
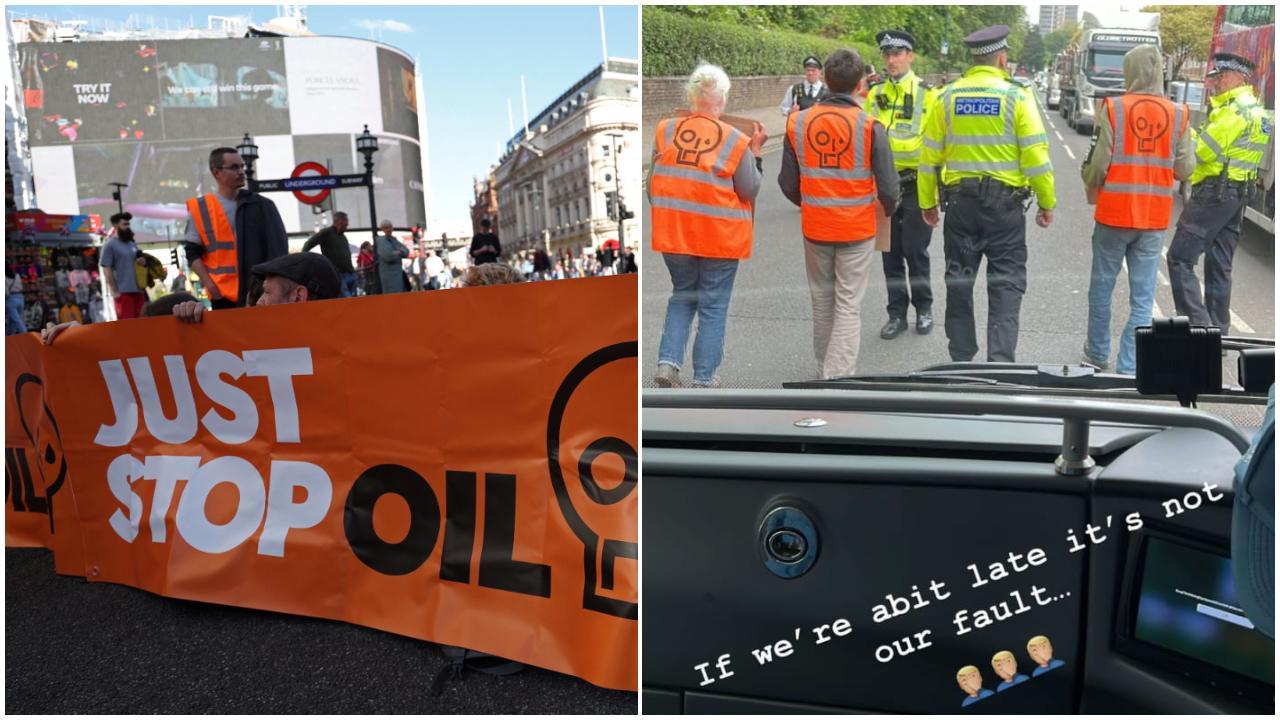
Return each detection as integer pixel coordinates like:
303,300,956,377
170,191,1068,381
173,252,341,323
183,147,289,309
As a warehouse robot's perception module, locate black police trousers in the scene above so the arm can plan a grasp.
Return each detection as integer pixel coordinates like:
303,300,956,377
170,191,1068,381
1167,185,1247,334
942,193,1028,362
883,179,934,320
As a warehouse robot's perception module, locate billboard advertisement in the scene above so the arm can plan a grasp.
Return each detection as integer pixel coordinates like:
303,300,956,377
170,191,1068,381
18,37,424,240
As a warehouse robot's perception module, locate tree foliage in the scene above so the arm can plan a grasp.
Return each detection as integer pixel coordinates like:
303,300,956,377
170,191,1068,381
1043,22,1077,60
1021,26,1046,71
649,5,1031,77
1142,5,1217,80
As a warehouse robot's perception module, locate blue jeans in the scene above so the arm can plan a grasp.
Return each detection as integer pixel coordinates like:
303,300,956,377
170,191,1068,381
6,293,27,335
657,254,739,384
340,272,357,298
1086,223,1163,374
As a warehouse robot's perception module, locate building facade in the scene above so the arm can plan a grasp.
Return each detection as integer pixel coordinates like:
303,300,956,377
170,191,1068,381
490,58,639,256
1038,5,1080,35
470,171,498,234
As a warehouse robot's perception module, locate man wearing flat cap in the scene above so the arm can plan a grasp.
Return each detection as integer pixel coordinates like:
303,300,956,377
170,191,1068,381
868,29,939,339
172,252,342,323
780,55,826,116
918,24,1056,363
1167,51,1272,334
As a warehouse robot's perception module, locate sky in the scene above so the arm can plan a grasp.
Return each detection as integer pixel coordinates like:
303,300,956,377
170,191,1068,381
9,3,640,232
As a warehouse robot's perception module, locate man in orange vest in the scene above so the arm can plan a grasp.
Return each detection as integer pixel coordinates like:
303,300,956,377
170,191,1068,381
1081,43,1194,374
779,48,901,379
648,63,767,388
183,147,289,309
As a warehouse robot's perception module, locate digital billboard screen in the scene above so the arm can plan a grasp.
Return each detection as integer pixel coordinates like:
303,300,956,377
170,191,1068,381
18,36,426,237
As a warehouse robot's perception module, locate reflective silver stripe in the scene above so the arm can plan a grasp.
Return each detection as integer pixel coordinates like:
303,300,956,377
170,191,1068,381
798,166,873,180
1110,97,1125,162
1199,130,1225,160
208,267,237,275
949,135,1016,146
652,164,733,189
661,118,675,150
1003,86,1019,141
918,165,937,175
949,160,1021,172
1023,161,1053,177
712,126,744,175
195,196,236,251
923,137,944,151
1019,133,1048,147
651,195,752,221
1232,139,1268,153
802,194,875,207
896,148,921,159
1113,155,1175,169
853,112,868,169
1102,183,1175,196
793,109,808,167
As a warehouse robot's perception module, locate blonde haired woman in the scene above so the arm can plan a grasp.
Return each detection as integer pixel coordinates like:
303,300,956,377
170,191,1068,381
647,63,767,388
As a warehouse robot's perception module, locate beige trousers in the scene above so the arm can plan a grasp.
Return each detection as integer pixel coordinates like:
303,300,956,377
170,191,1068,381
803,238,875,379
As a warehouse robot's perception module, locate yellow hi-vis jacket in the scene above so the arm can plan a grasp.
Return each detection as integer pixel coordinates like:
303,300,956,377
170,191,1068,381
1189,85,1273,185
866,70,939,172
918,65,1056,210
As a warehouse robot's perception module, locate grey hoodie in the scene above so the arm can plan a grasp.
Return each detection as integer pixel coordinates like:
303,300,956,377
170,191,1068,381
1081,43,1196,190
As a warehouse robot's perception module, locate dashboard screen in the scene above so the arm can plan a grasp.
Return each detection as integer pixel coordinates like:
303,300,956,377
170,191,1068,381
1133,535,1274,685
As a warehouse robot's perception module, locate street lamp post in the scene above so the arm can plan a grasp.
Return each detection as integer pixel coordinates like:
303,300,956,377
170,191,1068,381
108,182,128,215
237,133,259,192
356,125,380,244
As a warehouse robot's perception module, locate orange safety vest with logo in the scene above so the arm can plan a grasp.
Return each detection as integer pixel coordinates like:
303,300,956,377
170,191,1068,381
1095,94,1188,230
786,104,877,242
185,194,239,300
649,113,754,260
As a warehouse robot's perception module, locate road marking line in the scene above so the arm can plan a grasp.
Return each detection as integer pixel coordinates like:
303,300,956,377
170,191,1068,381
1063,145,1076,160
1231,310,1256,334
1054,130,1064,142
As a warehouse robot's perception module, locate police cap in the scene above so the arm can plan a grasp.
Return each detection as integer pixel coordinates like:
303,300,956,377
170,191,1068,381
252,252,341,300
1206,52,1254,78
876,30,916,53
964,25,1010,56
803,55,822,69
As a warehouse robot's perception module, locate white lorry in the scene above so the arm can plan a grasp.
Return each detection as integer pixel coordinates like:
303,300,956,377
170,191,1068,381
1060,10,1162,135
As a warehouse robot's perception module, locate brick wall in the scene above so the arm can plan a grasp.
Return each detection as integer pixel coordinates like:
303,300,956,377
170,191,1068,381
642,75,800,133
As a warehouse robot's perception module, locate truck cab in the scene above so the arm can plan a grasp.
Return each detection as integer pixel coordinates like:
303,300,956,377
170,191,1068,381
1062,11,1162,135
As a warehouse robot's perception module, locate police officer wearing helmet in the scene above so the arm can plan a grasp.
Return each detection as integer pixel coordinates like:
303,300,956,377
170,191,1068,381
918,25,1056,363
780,55,826,116
868,29,938,338
1167,52,1271,335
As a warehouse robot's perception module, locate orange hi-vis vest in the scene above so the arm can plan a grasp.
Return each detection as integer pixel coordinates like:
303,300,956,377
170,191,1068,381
650,113,754,259
787,103,878,242
186,194,239,301
1095,94,1188,230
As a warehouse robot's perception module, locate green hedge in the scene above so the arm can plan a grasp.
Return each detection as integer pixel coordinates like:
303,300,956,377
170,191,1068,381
644,9,879,78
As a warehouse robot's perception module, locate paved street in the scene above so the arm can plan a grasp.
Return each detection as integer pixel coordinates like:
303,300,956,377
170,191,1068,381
642,94,1275,388
6,548,636,714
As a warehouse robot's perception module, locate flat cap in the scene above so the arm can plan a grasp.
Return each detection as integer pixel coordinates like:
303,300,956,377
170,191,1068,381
876,29,916,52
1206,51,1254,78
252,252,341,301
803,55,822,68
964,25,1009,56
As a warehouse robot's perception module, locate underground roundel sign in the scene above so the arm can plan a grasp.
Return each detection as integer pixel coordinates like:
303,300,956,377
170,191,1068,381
290,162,332,205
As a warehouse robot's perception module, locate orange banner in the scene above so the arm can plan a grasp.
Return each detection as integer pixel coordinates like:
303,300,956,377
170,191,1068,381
4,276,637,690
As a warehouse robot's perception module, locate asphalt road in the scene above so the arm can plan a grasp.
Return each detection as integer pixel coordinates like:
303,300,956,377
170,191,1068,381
641,96,1275,388
5,548,636,714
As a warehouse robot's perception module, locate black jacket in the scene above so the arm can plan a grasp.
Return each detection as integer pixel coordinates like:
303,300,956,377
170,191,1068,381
183,189,289,306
